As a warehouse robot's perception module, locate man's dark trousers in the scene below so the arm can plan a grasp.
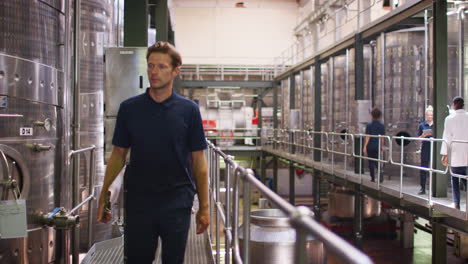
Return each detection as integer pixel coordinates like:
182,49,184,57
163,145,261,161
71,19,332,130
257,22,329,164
451,167,467,208
124,190,193,264
420,146,430,191
367,147,379,182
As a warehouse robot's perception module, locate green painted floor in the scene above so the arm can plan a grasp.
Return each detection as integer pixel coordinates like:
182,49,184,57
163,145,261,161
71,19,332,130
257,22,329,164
328,218,467,264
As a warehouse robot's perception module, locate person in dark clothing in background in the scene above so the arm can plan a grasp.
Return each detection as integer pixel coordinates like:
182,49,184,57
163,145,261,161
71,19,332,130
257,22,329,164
417,105,434,195
363,108,385,182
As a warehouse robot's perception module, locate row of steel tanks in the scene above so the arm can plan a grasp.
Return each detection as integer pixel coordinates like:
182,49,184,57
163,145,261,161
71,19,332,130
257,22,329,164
0,0,119,263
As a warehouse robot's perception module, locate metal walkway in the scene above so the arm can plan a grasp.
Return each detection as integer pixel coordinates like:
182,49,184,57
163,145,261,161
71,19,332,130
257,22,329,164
263,146,468,232
81,201,214,264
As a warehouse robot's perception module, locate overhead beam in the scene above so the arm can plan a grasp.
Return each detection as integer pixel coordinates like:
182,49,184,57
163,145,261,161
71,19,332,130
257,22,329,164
179,80,274,89
154,0,169,43
361,0,432,39
124,0,148,47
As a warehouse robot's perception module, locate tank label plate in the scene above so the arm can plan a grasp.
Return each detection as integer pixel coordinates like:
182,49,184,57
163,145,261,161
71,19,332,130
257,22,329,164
19,127,33,136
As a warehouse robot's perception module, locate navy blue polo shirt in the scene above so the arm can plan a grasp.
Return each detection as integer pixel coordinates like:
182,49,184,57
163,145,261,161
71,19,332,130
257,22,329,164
112,89,207,194
365,120,385,151
418,120,433,152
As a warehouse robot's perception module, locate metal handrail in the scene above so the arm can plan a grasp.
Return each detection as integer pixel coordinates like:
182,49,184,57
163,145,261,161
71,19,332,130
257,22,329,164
206,140,373,264
68,146,96,250
326,131,353,157
448,140,468,180
261,128,468,211
447,140,468,217
351,134,392,163
389,136,448,174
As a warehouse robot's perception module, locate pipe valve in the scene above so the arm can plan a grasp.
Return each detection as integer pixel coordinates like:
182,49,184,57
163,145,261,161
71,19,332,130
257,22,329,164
40,207,80,230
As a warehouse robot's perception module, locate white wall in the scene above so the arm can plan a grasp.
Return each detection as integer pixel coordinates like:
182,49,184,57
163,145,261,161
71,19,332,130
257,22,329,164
172,0,299,65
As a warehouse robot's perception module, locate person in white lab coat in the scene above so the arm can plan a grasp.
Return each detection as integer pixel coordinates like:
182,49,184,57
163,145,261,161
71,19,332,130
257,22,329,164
441,96,468,210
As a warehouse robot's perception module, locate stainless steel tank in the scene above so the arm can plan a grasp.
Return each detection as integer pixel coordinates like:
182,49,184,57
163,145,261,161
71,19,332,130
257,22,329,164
239,209,326,264
78,0,116,250
428,9,467,106
328,186,381,218
0,0,65,262
375,28,426,179
330,51,354,166
303,68,314,157
320,61,331,161
280,78,290,151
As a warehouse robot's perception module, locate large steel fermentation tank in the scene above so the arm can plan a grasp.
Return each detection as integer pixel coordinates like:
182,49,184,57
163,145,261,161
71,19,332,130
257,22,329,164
302,67,314,158
374,28,426,179
239,209,326,264
329,50,358,167
0,0,65,262
320,61,331,161
78,0,117,250
280,78,290,151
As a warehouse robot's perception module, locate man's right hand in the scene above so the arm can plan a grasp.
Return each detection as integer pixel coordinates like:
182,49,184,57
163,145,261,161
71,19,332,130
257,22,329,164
97,190,112,223
441,155,448,167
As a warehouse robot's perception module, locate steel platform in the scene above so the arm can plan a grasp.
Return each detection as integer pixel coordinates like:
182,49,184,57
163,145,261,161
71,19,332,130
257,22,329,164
82,202,214,264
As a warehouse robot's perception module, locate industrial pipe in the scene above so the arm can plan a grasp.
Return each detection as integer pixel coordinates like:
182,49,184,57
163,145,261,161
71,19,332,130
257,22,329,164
72,0,82,262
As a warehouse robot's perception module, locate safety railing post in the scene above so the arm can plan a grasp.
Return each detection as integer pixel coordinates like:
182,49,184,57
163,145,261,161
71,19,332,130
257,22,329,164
225,159,232,264
87,148,95,249
359,135,363,183
215,148,220,264
210,148,215,237
331,133,335,176
429,141,434,204
242,169,251,264
377,138,381,188
232,168,242,264
344,133,348,176
400,137,404,198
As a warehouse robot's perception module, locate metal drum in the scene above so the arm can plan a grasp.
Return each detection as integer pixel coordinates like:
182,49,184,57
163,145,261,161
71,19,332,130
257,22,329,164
239,209,326,264
328,187,381,218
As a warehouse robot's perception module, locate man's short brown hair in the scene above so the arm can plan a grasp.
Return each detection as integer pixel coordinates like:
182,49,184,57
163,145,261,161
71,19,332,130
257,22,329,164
371,107,382,120
146,41,182,69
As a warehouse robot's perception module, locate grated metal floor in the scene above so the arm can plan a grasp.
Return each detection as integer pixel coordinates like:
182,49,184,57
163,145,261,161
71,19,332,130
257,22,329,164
82,201,214,264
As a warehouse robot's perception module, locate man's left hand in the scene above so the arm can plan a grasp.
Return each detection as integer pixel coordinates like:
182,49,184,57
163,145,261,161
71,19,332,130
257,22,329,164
196,207,210,234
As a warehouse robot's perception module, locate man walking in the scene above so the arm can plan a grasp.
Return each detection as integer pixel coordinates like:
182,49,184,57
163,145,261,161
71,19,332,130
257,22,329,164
97,42,210,263
363,108,385,183
441,96,468,210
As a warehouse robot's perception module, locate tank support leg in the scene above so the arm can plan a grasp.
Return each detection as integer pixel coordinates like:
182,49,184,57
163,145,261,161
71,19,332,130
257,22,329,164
312,171,321,221
432,220,447,264
353,192,363,249
400,212,414,249
289,161,295,205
